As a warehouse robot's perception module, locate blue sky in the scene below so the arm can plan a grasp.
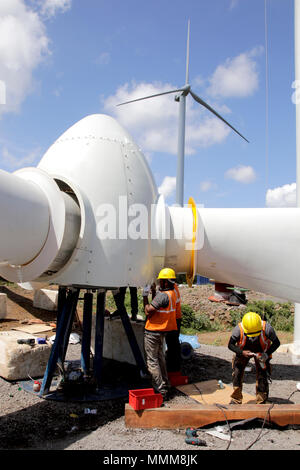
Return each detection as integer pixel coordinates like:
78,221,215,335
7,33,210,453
0,0,298,208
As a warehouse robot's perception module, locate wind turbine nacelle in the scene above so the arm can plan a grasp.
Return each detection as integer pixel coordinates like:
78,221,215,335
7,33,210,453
0,114,160,288
1,114,300,304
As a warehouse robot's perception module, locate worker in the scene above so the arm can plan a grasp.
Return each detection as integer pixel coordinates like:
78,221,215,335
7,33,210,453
143,268,178,400
111,286,138,321
228,311,280,404
165,278,182,372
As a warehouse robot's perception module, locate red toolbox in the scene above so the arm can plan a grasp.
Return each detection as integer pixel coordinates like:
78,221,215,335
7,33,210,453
128,388,163,410
168,371,189,386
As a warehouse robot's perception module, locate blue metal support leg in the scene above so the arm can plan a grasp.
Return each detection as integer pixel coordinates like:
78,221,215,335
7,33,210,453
81,291,93,376
59,288,80,365
114,291,147,375
94,290,106,388
39,288,79,396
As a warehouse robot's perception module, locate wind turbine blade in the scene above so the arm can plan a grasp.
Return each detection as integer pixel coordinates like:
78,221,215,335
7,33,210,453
117,88,185,106
190,90,249,143
185,19,191,85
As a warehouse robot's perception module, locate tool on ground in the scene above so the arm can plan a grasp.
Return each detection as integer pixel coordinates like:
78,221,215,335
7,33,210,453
33,381,41,392
186,427,198,438
17,338,35,346
185,427,207,446
185,437,207,446
218,379,225,389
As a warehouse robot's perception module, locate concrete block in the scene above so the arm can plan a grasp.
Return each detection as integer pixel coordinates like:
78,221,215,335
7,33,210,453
91,317,146,365
0,330,51,380
0,293,7,319
277,343,291,354
33,289,58,311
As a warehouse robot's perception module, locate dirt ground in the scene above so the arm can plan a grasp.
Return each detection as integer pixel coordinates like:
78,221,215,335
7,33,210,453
0,283,299,453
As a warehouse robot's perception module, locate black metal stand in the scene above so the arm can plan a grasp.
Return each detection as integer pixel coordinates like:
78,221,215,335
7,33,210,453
37,286,148,402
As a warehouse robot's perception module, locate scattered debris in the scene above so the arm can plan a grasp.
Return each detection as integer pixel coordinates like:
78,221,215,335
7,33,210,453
69,333,81,344
205,428,231,442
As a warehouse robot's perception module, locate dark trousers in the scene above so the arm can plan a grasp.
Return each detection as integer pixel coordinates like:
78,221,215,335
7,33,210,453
165,319,182,372
231,354,271,404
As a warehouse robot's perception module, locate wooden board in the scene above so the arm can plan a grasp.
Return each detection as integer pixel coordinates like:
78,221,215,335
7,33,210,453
12,324,54,335
125,403,300,429
176,379,256,405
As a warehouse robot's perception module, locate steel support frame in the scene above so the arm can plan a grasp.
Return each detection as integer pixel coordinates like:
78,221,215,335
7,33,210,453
40,286,147,398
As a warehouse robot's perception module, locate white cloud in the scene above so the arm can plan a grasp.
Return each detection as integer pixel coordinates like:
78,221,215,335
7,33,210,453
229,0,239,9
225,165,257,183
102,81,231,155
0,0,50,114
266,183,297,207
39,0,72,18
200,180,217,192
207,47,263,99
0,0,72,116
0,145,42,169
95,52,110,66
158,176,176,198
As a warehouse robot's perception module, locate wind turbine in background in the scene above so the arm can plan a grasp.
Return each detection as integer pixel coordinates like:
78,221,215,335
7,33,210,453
118,19,249,206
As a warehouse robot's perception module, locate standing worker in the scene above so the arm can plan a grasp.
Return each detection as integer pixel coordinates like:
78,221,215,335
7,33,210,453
228,311,280,404
143,268,178,400
165,278,182,372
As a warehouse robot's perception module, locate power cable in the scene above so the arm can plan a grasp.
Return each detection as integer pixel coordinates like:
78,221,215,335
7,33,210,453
245,402,274,450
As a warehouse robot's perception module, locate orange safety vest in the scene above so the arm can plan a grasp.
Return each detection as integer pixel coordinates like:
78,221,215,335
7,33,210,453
174,283,182,319
237,321,271,352
145,289,177,332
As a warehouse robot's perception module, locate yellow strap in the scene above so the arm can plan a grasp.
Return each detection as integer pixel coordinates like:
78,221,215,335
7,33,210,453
186,197,198,288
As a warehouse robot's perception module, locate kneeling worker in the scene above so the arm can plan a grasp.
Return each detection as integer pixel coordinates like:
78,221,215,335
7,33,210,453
143,268,177,400
228,311,280,404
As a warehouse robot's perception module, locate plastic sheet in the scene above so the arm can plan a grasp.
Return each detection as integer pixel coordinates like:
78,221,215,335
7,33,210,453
179,334,200,349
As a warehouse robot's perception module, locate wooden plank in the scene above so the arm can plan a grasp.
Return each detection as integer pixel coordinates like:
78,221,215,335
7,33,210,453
125,403,300,429
176,379,256,405
12,324,54,334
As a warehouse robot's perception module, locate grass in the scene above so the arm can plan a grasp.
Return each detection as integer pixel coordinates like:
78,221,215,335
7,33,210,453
180,299,295,346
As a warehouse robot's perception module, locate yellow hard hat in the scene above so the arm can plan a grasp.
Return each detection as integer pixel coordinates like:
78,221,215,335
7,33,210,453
242,312,262,337
157,268,176,280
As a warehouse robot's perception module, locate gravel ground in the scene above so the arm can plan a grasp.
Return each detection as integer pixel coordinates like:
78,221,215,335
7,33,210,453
0,342,299,452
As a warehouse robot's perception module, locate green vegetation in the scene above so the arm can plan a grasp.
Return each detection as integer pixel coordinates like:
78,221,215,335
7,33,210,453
229,300,294,332
180,303,222,335
105,289,146,318
0,277,15,286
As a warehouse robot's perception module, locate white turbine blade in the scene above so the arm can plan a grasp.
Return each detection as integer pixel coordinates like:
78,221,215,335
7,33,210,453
185,19,191,85
190,89,249,143
117,88,185,106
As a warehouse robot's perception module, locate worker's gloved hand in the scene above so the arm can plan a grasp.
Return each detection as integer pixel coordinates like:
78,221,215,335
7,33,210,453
242,350,255,358
258,352,268,363
142,285,151,297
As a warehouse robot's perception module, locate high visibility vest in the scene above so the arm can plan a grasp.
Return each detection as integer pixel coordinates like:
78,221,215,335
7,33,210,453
174,283,182,319
145,289,177,332
237,321,271,352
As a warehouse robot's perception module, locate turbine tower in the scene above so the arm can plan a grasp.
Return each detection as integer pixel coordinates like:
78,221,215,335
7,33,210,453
118,19,249,206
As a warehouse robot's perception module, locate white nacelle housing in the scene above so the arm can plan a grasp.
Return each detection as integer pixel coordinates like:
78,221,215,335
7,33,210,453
0,114,300,309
